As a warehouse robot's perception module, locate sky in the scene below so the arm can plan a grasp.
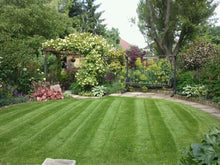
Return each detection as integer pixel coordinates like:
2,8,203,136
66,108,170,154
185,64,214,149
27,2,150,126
96,0,220,48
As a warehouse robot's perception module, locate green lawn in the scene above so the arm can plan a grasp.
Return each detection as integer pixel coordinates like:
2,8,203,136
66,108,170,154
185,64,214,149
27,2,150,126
0,97,219,165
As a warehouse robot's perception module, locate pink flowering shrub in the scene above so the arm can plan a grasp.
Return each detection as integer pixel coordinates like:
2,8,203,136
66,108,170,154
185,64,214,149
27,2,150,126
31,88,63,101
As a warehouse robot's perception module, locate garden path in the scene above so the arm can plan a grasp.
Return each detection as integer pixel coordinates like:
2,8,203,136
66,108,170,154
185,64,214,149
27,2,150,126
110,92,220,119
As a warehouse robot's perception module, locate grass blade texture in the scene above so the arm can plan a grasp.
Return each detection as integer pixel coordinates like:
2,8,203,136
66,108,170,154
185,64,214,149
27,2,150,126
0,97,219,165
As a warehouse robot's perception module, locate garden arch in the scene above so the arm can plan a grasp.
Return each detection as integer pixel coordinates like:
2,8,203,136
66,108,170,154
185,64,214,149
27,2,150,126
125,55,177,96
43,48,82,80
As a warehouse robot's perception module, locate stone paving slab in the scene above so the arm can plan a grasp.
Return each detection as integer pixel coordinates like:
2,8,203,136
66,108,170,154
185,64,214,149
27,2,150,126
42,158,76,165
110,92,220,119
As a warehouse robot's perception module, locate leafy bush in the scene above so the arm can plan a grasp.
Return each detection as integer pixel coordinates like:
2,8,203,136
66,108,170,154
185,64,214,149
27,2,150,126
63,93,73,99
182,85,207,98
105,81,125,94
179,127,220,165
197,55,220,103
177,71,198,91
120,58,172,87
126,46,146,68
179,40,218,70
0,96,29,107
91,85,106,97
43,33,125,92
70,82,83,95
31,88,63,101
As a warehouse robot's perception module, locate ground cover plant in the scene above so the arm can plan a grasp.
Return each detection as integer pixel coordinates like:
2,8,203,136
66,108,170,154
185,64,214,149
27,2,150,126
0,97,219,165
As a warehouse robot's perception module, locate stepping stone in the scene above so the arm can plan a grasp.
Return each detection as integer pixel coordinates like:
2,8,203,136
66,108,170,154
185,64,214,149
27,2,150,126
42,158,76,165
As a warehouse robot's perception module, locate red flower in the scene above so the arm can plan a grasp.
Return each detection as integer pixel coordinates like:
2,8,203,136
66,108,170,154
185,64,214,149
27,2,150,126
208,77,211,82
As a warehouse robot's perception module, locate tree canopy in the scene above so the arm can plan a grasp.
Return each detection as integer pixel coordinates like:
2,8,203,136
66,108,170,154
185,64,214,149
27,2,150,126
137,0,217,56
67,0,106,35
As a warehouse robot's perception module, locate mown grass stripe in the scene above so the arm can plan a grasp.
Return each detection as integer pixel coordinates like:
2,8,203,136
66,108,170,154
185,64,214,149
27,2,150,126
133,98,153,163
154,99,193,149
40,99,101,154
0,102,49,125
0,99,85,158
100,97,137,163
168,102,199,139
83,98,121,157
0,100,63,136
55,98,115,159
144,99,177,154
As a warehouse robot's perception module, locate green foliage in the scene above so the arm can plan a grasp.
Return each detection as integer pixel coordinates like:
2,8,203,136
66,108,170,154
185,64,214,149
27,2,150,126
0,96,29,107
198,54,220,102
182,85,207,98
179,127,220,165
177,71,198,91
104,28,120,47
67,0,106,35
63,93,73,99
141,86,148,92
91,85,106,97
105,81,125,94
0,0,73,94
43,33,125,92
137,0,217,55
70,82,83,95
179,40,218,70
120,58,172,88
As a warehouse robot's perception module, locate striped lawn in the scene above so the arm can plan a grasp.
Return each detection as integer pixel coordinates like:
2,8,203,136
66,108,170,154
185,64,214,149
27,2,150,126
0,97,219,165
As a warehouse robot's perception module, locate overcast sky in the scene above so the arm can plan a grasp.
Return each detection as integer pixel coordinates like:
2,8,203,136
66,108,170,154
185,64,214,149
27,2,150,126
96,0,220,48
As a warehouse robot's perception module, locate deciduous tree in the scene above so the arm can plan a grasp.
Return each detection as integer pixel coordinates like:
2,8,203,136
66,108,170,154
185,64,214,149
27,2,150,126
137,0,217,56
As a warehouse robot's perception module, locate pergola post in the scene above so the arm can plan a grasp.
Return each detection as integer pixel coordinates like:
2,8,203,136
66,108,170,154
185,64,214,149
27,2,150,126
44,50,47,80
125,55,129,91
171,55,177,97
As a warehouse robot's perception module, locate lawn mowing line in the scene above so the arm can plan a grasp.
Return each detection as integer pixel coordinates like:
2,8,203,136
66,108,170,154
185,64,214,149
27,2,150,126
154,100,191,149
83,98,121,157
101,97,137,162
0,102,48,125
100,98,123,154
0,99,85,158
134,98,153,162
0,101,63,136
183,105,220,131
52,98,109,154
143,99,158,154
168,102,199,136
60,98,117,159
0,99,80,146
41,99,100,152
144,99,177,154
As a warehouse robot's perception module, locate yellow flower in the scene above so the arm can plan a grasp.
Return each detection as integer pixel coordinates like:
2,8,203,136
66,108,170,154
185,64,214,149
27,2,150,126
43,78,46,81
37,68,40,71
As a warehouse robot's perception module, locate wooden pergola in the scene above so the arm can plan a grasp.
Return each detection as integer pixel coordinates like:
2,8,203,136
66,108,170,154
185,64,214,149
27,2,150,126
43,48,81,79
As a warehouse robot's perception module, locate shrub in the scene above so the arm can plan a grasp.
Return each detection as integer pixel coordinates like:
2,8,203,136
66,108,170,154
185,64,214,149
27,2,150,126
126,46,146,68
70,82,83,95
197,55,220,102
31,88,63,101
0,96,29,107
91,85,106,97
177,71,198,91
182,85,207,98
179,40,218,70
63,93,73,99
179,127,220,165
105,81,125,94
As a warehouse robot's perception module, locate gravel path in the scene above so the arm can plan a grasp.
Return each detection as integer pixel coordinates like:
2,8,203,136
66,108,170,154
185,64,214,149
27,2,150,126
110,92,220,119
